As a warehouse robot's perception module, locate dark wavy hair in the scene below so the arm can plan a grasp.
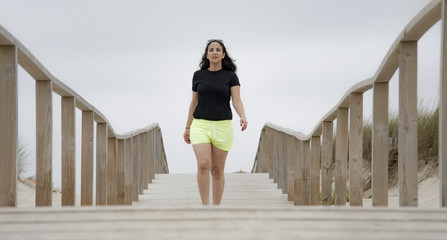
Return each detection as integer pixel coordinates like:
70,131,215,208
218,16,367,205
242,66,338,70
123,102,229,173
199,39,237,72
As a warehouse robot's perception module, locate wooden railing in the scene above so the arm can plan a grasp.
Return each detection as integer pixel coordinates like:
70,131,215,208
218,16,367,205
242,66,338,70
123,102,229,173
253,0,447,207
0,25,168,207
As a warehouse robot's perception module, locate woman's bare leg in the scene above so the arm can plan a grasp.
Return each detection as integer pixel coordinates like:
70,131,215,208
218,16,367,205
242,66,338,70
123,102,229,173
211,145,229,205
193,143,212,205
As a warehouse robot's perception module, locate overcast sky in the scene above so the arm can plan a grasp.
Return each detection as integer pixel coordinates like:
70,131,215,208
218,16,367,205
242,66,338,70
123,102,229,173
0,0,441,193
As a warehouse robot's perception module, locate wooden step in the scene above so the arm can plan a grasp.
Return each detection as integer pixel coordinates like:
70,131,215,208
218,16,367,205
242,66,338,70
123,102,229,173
137,173,292,207
1,206,446,239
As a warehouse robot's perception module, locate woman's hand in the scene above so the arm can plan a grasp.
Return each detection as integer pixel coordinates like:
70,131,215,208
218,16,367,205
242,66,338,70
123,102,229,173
240,118,248,131
183,129,191,144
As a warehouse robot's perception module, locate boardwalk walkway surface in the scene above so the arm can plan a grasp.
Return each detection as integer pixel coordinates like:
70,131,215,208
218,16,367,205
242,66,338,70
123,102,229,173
1,173,447,240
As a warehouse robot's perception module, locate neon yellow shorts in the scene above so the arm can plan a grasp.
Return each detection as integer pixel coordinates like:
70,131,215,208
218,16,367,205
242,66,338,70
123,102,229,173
190,119,233,152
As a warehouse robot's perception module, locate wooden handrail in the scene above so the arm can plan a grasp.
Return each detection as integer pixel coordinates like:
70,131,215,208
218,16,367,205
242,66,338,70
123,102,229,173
0,24,168,207
253,0,447,207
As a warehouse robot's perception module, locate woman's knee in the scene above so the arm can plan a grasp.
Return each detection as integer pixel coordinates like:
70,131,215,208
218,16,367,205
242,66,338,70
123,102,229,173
211,166,224,178
197,159,211,172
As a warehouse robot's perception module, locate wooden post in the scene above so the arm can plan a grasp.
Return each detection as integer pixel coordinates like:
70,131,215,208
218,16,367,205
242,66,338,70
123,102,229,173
286,135,296,201
61,97,76,206
293,138,303,205
441,0,447,207
0,45,17,207
132,135,139,201
349,93,364,206
81,111,94,206
116,139,125,205
107,138,117,205
276,132,286,193
321,121,333,206
272,130,279,184
138,133,146,194
96,123,108,205
141,132,149,190
302,140,311,205
335,108,348,206
148,130,155,183
282,133,288,194
372,82,389,206
263,127,274,179
399,41,418,207
125,138,133,205
310,136,321,205
36,80,52,207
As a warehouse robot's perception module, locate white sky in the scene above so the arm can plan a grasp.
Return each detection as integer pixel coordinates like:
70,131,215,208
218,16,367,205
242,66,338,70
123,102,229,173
0,0,441,193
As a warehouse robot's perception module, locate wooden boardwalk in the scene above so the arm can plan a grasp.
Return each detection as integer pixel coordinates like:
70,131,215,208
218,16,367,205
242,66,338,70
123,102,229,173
1,173,447,239
134,173,293,207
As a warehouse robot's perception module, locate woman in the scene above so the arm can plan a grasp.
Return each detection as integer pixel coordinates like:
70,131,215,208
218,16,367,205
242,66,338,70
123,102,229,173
183,39,248,206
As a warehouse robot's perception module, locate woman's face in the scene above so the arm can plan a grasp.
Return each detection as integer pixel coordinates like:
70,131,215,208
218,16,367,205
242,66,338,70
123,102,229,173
206,41,225,64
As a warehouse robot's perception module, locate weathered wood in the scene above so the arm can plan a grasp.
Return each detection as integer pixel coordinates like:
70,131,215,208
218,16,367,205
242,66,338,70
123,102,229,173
372,82,389,206
96,123,108,205
61,97,76,206
335,108,348,206
138,134,144,194
349,93,363,206
141,132,149,190
107,138,117,205
302,140,311,205
272,130,279,184
441,0,447,208
81,111,94,206
321,121,333,206
36,80,52,207
293,139,303,205
399,41,418,207
1,206,447,240
310,136,321,205
286,135,296,201
116,139,125,205
0,45,17,207
148,130,155,184
132,135,139,201
125,138,133,205
263,127,274,179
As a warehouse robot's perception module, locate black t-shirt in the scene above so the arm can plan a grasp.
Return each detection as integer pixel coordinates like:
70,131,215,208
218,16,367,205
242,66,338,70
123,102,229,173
192,69,240,120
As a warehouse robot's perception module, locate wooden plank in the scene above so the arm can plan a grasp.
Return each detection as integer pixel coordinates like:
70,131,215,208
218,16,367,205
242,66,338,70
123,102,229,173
107,138,117,205
399,41,418,207
148,130,155,184
125,138,133,205
441,0,447,207
116,139,125,205
141,132,149,190
132,135,139,201
372,82,389,206
286,135,296,201
335,108,348,206
294,139,303,205
61,97,76,206
81,111,94,206
263,127,274,179
321,121,333,206
349,93,363,206
0,45,17,207
36,80,52,207
302,140,311,205
138,134,144,194
272,130,279,184
96,123,108,205
2,206,447,239
310,136,321,205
